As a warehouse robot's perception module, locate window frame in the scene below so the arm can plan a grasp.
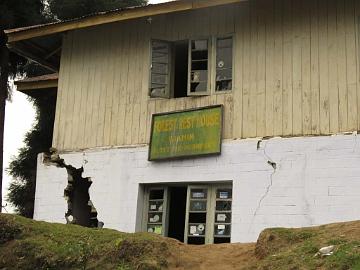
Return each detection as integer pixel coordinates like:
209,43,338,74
149,35,234,99
149,39,173,99
212,35,235,94
187,38,212,97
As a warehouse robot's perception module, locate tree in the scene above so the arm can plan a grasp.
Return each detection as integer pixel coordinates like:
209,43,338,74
0,0,45,212
48,0,147,21
6,0,147,217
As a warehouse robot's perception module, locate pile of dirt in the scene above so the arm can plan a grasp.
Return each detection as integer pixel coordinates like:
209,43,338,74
1,214,360,270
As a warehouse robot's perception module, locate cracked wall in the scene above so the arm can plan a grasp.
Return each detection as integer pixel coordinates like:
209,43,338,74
34,134,360,242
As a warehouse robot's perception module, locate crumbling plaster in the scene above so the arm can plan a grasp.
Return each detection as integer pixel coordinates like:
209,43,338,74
34,134,360,242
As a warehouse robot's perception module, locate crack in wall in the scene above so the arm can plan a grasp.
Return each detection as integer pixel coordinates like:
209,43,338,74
44,150,103,228
248,139,277,232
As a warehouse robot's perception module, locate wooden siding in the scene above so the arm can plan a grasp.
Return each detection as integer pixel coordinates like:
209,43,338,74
53,0,360,151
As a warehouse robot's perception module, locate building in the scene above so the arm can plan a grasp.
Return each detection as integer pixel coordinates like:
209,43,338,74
5,0,360,244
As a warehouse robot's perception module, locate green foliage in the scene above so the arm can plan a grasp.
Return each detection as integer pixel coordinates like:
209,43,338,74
0,0,46,79
48,0,148,21
0,214,170,270
254,222,360,270
7,93,56,217
6,0,147,217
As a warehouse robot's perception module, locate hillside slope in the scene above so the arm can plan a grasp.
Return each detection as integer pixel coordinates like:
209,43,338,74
1,214,360,269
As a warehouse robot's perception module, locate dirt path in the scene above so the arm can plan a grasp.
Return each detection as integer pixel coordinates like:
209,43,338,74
167,242,256,270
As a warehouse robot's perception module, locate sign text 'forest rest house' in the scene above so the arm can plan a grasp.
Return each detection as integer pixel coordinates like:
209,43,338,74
149,105,223,161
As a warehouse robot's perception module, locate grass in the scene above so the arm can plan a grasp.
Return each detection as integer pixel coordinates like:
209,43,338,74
1,214,360,270
253,222,360,270
0,214,171,270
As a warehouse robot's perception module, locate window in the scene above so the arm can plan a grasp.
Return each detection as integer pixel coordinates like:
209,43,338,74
149,36,233,98
215,37,233,91
142,184,232,244
189,39,210,95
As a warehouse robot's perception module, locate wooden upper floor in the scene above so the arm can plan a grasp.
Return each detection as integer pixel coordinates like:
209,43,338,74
7,0,360,151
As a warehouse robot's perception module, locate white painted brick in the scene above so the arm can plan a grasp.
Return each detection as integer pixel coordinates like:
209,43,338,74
34,134,360,243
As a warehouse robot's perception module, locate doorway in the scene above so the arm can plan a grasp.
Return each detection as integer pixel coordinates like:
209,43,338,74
142,183,232,244
167,187,187,242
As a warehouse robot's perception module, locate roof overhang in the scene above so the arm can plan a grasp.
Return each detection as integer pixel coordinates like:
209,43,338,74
15,73,58,97
5,0,245,74
5,0,244,43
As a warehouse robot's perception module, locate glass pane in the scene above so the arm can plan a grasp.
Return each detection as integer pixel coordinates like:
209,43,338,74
216,37,233,91
149,189,164,200
216,201,232,211
192,40,208,51
191,82,207,92
191,189,207,199
216,189,232,199
214,237,231,244
148,213,163,223
216,47,233,69
217,37,232,48
147,224,162,234
192,50,208,60
148,200,163,212
188,237,205,245
189,224,206,236
215,212,232,223
216,80,232,91
191,70,208,82
189,213,207,223
150,87,166,97
214,224,231,236
190,200,207,211
216,69,232,81
191,61,208,71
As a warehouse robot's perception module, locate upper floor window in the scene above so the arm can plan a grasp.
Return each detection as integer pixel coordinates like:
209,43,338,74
149,36,233,99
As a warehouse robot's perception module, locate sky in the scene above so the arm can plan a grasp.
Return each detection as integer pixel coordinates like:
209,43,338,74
1,0,172,213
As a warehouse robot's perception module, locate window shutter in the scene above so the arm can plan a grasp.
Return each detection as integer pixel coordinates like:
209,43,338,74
150,40,171,98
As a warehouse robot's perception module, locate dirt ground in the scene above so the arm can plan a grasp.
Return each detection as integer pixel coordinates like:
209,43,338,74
167,242,256,270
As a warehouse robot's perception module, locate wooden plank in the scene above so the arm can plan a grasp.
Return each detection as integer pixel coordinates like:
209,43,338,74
74,30,91,149
10,0,249,42
273,0,283,136
292,0,303,136
318,0,330,134
327,0,339,133
95,25,111,147
256,0,267,137
138,25,151,144
264,0,275,137
146,100,156,143
52,35,70,149
336,0,348,132
124,23,138,145
282,0,293,136
131,21,144,144
310,0,320,134
241,0,252,138
355,0,360,131
301,0,312,135
63,32,78,149
232,2,246,139
345,0,358,131
102,26,117,146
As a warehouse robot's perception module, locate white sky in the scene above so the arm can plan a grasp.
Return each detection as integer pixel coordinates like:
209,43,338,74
1,0,171,213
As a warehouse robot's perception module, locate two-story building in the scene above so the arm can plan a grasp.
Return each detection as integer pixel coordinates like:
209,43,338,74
6,0,360,244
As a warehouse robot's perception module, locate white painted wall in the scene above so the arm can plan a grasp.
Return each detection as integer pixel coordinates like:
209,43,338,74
34,134,360,242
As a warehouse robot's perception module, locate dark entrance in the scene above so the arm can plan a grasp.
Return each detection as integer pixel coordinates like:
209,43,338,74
167,186,187,242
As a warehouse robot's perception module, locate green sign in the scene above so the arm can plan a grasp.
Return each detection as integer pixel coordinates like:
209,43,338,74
149,105,223,161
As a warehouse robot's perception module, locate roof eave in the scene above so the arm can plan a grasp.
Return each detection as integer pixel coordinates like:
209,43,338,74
5,0,244,43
